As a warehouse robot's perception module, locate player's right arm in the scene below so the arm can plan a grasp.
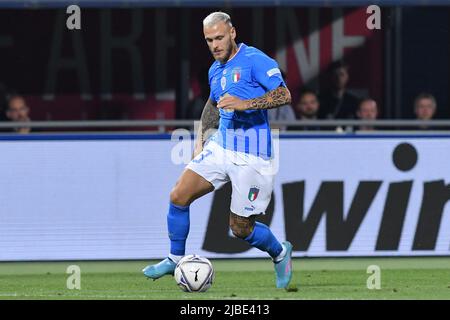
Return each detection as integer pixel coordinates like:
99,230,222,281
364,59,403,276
192,98,219,159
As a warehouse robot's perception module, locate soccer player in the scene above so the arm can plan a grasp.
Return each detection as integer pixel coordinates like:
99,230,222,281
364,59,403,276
143,12,293,288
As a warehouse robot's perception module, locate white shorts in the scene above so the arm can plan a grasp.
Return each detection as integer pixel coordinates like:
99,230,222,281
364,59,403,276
186,140,275,217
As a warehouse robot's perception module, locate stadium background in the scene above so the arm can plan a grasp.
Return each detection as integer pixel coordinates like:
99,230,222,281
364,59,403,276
0,0,448,301
0,1,448,122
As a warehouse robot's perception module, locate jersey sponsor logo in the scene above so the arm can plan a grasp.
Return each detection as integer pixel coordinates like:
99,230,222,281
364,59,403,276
267,67,281,77
231,67,241,83
248,186,260,202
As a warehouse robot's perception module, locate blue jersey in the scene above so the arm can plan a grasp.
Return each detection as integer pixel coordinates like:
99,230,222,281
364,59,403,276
208,43,286,159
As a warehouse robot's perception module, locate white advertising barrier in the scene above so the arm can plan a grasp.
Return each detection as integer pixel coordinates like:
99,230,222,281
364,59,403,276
0,134,449,261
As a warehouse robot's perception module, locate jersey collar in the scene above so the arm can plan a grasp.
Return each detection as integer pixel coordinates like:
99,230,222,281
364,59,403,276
221,43,245,65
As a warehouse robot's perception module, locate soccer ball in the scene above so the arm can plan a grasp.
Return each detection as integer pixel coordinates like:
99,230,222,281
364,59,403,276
174,254,214,292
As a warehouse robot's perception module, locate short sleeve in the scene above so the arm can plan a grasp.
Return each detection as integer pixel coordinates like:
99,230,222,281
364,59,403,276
208,66,217,103
209,91,216,102
251,53,286,91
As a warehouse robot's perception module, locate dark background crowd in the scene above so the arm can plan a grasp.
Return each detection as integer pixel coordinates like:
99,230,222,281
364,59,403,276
0,5,448,133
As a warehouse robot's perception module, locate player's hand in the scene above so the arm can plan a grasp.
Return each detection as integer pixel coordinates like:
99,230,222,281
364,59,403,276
217,94,249,111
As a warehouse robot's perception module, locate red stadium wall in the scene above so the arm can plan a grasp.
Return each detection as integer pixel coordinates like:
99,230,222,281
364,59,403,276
0,7,383,120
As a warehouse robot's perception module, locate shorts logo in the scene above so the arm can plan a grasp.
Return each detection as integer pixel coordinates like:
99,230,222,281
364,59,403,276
248,186,260,202
231,67,241,83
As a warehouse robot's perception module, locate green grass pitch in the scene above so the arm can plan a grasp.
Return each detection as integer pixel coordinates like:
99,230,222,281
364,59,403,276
0,258,449,300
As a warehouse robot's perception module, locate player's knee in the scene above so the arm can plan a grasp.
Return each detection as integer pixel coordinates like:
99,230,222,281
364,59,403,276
230,226,250,239
170,187,190,207
229,214,255,239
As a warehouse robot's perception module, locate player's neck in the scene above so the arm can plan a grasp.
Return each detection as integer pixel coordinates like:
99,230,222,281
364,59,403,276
225,42,240,63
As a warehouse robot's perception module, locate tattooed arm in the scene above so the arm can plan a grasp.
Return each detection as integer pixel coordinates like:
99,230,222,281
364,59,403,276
247,86,292,110
217,86,291,111
193,98,220,158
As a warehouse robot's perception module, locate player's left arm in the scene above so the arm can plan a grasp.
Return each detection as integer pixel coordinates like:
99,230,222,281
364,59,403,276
246,85,291,110
217,53,291,111
217,85,291,111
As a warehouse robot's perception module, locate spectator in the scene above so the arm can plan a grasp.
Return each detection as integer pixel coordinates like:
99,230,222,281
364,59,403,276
356,98,378,131
319,60,360,119
6,95,31,134
288,89,321,131
0,83,8,121
268,70,296,131
414,93,436,130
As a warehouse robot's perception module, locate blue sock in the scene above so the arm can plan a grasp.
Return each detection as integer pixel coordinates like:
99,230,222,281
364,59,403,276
244,222,283,258
167,202,190,256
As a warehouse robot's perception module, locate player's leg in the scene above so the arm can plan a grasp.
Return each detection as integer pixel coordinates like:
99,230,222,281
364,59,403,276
167,168,215,260
143,169,214,280
228,163,293,288
228,211,292,288
143,142,229,280
229,212,285,259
